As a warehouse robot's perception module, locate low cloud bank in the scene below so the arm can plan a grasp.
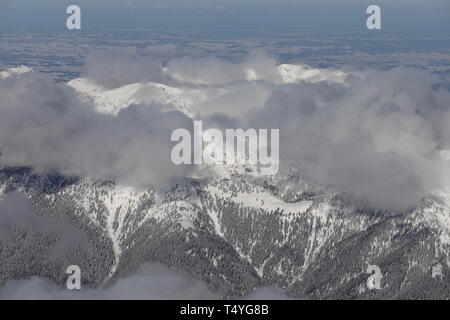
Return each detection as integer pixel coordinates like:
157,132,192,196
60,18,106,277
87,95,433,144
0,192,88,259
0,263,293,300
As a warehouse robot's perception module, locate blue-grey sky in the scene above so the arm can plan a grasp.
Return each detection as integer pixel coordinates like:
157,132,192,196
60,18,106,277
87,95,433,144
0,0,449,34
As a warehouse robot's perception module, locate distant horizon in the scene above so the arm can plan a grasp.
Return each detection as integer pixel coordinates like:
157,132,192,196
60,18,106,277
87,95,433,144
1,1,449,36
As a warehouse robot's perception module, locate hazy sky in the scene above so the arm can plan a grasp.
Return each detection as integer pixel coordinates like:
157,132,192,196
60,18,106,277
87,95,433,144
0,0,449,34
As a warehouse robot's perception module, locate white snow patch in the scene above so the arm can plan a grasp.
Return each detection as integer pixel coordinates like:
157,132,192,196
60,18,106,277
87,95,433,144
0,66,33,79
207,185,311,215
208,208,225,238
278,64,347,84
0,183,6,201
432,263,443,279
423,193,450,246
68,78,195,116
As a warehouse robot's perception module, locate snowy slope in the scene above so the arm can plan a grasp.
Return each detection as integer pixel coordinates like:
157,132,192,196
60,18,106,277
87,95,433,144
278,64,347,84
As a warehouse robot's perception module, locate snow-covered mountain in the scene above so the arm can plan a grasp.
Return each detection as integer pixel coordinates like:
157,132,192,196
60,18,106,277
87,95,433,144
0,64,449,299
67,63,347,116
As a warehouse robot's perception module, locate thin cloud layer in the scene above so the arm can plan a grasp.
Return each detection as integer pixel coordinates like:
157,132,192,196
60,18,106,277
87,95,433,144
83,49,167,89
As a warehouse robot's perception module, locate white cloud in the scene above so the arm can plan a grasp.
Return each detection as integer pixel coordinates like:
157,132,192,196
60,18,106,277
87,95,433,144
0,70,194,188
2,49,450,210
